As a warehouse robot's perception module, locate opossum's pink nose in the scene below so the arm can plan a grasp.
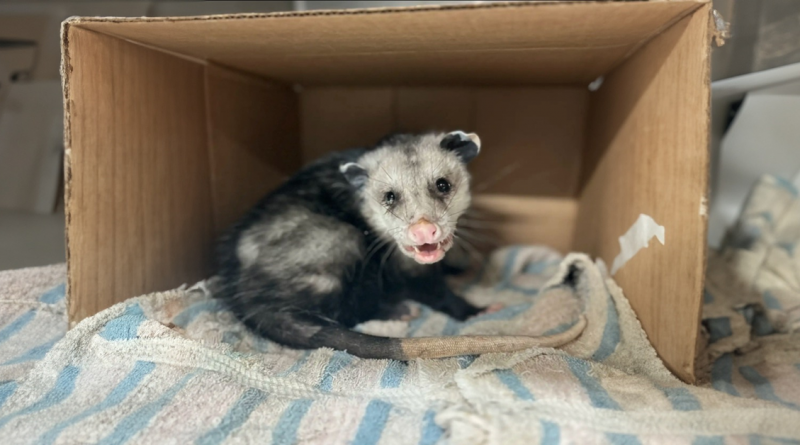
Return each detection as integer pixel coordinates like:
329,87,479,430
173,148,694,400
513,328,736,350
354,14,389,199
408,219,438,245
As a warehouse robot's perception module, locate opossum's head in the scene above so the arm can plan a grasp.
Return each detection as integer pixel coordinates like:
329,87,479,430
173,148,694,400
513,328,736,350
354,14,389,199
340,131,480,264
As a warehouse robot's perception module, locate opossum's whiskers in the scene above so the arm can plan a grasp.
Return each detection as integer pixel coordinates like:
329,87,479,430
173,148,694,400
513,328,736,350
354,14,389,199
378,243,398,291
366,176,393,187
360,227,403,277
456,226,500,248
472,163,521,193
453,234,485,264
459,210,504,224
379,164,395,182
363,237,391,267
439,176,462,219
456,220,500,230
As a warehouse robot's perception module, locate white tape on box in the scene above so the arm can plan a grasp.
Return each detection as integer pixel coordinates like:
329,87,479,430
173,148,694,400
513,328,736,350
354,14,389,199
610,214,665,275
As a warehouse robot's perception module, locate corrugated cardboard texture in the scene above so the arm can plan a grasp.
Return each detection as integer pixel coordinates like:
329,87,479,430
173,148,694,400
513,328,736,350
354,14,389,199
69,1,702,86
64,27,214,323
574,5,712,382
205,64,301,235
62,1,711,381
301,87,588,197
300,88,396,162
471,195,578,254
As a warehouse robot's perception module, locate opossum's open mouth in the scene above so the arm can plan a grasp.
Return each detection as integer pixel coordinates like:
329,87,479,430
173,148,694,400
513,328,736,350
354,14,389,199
402,235,453,264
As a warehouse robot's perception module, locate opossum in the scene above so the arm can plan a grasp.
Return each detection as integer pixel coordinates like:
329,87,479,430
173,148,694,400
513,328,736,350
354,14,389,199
214,131,585,360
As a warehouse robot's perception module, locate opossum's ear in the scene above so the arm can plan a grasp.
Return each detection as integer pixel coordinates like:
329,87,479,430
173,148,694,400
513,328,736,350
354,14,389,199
340,162,369,188
440,131,481,163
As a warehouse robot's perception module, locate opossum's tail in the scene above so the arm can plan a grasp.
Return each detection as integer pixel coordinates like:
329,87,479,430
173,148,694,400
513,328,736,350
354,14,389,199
245,311,587,360
387,315,586,359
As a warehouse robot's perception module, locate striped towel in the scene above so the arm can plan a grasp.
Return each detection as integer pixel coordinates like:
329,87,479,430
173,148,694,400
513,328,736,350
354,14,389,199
700,174,800,414
1,243,799,444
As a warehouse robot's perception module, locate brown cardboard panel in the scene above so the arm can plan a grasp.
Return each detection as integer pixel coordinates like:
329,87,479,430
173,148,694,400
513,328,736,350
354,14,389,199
64,27,214,324
471,195,577,255
472,88,588,197
71,1,704,86
205,64,301,234
301,87,394,161
209,49,623,87
574,6,711,382
302,87,587,197
395,88,474,134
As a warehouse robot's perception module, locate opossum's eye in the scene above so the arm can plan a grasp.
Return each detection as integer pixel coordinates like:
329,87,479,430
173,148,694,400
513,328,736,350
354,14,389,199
436,178,451,194
384,191,397,205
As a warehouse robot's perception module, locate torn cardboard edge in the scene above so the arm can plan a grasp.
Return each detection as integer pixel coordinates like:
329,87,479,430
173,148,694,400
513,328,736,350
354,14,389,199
610,214,666,276
710,9,730,47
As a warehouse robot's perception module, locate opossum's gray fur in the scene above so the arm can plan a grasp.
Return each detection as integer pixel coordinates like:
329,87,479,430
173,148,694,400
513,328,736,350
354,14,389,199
214,131,585,359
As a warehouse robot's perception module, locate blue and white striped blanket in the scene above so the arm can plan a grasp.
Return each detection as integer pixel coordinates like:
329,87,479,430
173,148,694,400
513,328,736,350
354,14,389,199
2,176,800,444
700,175,800,413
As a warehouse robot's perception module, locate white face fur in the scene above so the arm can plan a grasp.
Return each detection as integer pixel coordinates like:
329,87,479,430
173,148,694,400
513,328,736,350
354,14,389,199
340,131,481,264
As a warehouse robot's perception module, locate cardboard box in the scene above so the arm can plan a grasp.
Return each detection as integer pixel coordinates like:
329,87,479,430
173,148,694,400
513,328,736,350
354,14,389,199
61,1,713,382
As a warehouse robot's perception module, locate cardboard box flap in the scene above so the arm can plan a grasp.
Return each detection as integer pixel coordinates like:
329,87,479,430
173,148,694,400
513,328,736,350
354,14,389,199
67,1,707,86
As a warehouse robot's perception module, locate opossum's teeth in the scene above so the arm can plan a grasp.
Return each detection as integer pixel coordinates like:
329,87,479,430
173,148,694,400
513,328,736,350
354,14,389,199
400,234,455,264
417,243,439,253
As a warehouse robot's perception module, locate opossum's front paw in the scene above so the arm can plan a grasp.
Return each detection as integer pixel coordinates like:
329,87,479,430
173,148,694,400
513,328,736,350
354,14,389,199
474,303,504,317
377,302,421,321
398,304,421,321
